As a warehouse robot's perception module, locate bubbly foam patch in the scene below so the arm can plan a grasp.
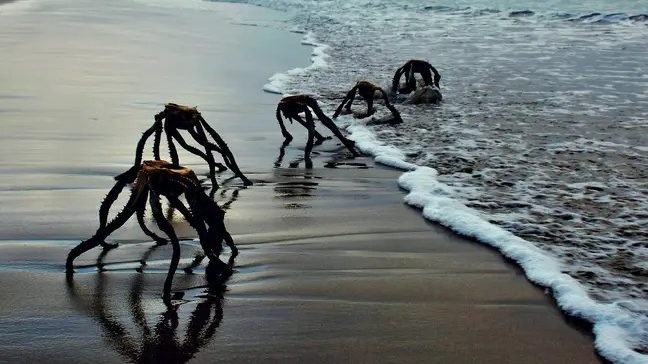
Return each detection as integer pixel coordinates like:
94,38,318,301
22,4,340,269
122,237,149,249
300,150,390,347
349,122,648,364
263,32,329,95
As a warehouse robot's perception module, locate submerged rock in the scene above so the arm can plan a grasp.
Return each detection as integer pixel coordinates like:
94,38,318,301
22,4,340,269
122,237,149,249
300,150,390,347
509,10,535,17
367,114,402,125
629,14,648,22
403,86,442,105
569,12,602,22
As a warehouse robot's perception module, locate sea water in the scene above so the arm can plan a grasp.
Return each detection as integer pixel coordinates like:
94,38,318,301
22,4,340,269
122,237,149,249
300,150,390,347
212,0,648,362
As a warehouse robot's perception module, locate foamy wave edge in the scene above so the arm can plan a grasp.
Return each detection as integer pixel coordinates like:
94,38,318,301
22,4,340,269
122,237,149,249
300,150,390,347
261,26,647,363
345,121,647,364
263,31,330,95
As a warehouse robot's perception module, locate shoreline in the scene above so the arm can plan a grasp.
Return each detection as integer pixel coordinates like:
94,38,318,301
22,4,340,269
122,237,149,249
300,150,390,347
0,0,602,362
345,121,645,362
274,10,646,361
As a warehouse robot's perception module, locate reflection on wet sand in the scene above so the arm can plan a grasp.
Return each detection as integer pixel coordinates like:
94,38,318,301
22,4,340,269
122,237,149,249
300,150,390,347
274,137,370,170
274,139,314,169
135,244,161,273
66,261,230,364
271,166,321,210
217,186,241,211
274,180,319,199
272,140,370,209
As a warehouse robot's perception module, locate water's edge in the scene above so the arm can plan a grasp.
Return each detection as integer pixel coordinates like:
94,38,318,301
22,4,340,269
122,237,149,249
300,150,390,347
253,5,647,363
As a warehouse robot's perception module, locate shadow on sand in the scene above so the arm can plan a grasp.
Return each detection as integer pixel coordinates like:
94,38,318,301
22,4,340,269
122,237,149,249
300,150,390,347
274,139,368,170
66,260,232,364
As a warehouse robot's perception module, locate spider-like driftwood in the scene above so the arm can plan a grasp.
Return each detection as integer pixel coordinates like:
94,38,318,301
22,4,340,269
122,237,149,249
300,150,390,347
66,160,237,302
117,103,252,189
392,59,441,94
332,80,403,123
276,94,359,162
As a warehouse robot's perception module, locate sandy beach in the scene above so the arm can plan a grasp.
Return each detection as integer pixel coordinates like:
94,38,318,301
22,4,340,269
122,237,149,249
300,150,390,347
0,0,601,362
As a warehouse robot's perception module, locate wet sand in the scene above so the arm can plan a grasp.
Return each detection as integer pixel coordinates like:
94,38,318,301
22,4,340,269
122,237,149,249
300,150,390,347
0,0,600,363
0,164,601,363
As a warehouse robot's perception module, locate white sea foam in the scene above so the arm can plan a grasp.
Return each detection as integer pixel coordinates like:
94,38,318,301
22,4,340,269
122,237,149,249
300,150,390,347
263,72,291,94
344,121,648,364
344,121,417,170
263,31,330,95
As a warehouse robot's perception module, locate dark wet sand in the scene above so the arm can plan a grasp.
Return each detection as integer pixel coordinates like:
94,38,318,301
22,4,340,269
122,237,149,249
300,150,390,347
0,164,601,363
0,1,600,363
0,166,596,363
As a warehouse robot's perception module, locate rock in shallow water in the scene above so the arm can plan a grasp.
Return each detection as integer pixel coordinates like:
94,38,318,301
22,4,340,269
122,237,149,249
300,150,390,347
403,86,443,105
367,114,402,125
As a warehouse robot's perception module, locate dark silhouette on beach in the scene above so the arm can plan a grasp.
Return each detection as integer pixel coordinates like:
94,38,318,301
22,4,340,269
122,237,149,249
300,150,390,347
275,94,358,165
66,160,237,303
117,103,252,191
391,59,441,94
333,80,402,124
